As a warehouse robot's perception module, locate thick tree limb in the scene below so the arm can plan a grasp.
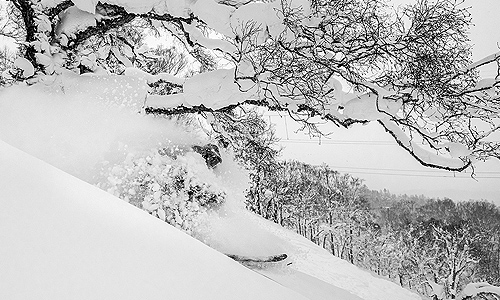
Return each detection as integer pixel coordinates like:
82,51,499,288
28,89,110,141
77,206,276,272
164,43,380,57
145,98,368,130
11,0,38,65
63,4,135,50
44,0,73,17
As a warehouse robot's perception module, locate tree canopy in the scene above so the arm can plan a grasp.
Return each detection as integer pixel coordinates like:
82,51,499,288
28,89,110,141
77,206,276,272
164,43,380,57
3,0,500,172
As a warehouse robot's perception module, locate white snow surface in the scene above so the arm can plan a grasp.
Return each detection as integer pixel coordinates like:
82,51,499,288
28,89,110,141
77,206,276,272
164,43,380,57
145,68,247,110
230,2,285,43
13,57,35,77
259,268,364,300
342,92,401,121
124,67,186,85
443,142,472,158
191,0,235,37
56,6,97,37
182,21,238,52
0,140,307,300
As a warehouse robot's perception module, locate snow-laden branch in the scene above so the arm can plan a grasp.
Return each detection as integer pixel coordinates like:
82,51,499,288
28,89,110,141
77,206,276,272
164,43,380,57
459,282,500,300
378,119,471,172
6,0,500,171
461,51,500,74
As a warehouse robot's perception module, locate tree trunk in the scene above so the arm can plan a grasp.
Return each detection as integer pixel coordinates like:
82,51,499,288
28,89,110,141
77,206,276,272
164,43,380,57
330,233,335,256
279,205,283,226
349,228,354,264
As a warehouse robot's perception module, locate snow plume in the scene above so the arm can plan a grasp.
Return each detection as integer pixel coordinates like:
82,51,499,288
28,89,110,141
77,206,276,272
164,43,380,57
195,208,291,258
0,74,198,182
98,147,251,235
99,149,227,234
0,73,250,225
0,70,286,258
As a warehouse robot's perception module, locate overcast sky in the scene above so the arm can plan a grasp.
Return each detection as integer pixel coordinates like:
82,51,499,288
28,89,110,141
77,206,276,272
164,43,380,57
273,0,500,205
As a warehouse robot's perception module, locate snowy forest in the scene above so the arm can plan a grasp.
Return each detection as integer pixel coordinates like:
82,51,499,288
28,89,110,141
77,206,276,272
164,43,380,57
248,157,500,299
1,0,500,299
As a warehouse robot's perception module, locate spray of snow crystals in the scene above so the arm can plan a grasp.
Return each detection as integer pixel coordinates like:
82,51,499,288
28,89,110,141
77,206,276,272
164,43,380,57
0,73,250,235
99,146,228,233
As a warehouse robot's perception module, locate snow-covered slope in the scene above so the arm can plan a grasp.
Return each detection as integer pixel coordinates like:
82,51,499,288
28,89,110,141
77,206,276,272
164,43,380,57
0,140,307,300
197,209,423,300
258,214,423,300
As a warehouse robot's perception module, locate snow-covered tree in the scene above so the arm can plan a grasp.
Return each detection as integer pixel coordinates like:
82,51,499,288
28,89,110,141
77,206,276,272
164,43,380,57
426,224,480,299
0,46,15,84
4,0,500,173
209,108,282,213
457,201,500,286
355,229,403,280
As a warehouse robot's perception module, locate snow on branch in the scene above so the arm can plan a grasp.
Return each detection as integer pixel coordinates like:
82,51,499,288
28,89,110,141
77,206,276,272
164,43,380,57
6,0,500,171
462,51,500,74
124,67,185,86
459,282,500,300
378,119,471,172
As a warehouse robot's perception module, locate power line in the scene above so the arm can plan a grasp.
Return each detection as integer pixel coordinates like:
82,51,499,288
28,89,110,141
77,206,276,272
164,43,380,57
284,115,290,140
332,170,500,179
279,139,395,146
268,114,396,145
269,115,500,179
328,165,500,175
